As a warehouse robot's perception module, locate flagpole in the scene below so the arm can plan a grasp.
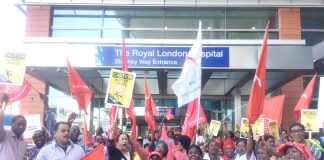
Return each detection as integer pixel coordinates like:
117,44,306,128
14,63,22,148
2,85,9,111
195,20,202,145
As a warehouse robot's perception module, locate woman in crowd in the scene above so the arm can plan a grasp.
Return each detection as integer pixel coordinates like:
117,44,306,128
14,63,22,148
234,139,247,160
276,129,292,145
172,135,191,160
188,145,203,160
203,139,223,160
289,123,322,159
222,139,236,160
276,142,312,160
107,122,133,160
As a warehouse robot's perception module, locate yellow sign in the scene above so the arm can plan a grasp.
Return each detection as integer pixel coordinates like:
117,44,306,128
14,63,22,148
0,52,27,85
105,69,136,108
240,118,249,138
253,118,265,136
209,120,221,136
301,109,318,132
268,121,279,138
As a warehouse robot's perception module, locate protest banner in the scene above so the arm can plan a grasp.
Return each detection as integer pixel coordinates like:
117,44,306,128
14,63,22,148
268,121,279,138
301,109,318,132
0,52,27,85
24,114,42,138
209,120,221,136
254,118,265,136
240,118,249,138
105,69,136,108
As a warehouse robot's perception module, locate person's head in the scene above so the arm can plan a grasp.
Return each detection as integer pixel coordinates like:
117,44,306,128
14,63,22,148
176,135,191,151
149,151,163,160
234,131,240,139
154,140,168,157
207,140,220,156
281,129,288,139
174,127,182,135
290,123,305,143
154,130,161,140
116,133,130,152
69,125,80,143
54,122,70,146
95,134,104,143
263,135,275,147
95,127,103,136
167,131,174,138
11,115,27,138
235,138,247,156
32,130,46,149
136,136,143,146
223,139,235,158
187,145,203,160
277,142,312,160
255,145,271,160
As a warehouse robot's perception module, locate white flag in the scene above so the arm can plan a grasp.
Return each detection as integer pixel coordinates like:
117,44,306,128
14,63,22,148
172,21,202,107
317,77,324,128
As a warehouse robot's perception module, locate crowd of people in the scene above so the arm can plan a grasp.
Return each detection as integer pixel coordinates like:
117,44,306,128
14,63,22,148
1,106,324,160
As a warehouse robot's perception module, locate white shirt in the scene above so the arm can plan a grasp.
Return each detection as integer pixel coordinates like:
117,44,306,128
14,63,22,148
203,153,224,160
36,141,84,160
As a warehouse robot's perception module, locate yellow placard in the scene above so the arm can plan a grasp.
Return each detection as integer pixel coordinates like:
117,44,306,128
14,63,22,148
209,120,221,136
268,121,279,138
0,52,27,85
253,118,265,136
301,109,318,132
105,69,136,108
240,118,249,138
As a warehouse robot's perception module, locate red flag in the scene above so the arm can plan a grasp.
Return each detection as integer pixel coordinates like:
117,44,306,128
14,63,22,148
0,79,30,104
294,74,317,121
122,39,137,138
160,123,173,160
67,59,93,113
108,105,117,135
246,21,270,123
261,95,285,127
81,143,105,160
165,108,174,121
82,114,89,144
144,75,157,132
181,98,207,139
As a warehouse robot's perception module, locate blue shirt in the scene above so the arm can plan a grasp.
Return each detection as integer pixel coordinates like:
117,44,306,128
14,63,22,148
35,141,84,160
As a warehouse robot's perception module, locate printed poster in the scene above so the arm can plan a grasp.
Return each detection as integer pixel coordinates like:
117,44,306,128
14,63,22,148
105,69,136,108
268,121,279,138
301,109,318,132
253,118,265,136
240,118,249,138
0,52,27,85
24,114,42,138
209,120,221,136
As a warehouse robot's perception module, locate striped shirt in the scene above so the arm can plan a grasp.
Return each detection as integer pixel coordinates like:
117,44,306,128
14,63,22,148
0,110,27,160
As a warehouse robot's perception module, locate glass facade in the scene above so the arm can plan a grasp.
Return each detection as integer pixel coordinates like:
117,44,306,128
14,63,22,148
301,8,324,46
52,7,278,39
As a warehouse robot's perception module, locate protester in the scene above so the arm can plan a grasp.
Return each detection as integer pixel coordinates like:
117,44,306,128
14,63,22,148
149,151,163,160
70,124,92,153
276,142,313,160
36,122,84,159
91,127,105,144
187,145,203,160
276,129,292,144
26,130,47,160
94,135,108,159
0,108,27,159
203,139,223,160
222,139,236,160
234,138,247,160
172,135,191,160
234,131,241,142
107,122,133,160
290,123,322,159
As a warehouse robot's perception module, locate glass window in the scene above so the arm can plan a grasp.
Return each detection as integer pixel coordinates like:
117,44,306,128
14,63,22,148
130,31,164,39
103,30,127,39
53,17,102,27
302,32,324,46
226,9,277,29
165,99,177,107
130,18,164,28
52,30,101,38
301,8,324,29
104,18,129,28
227,32,278,39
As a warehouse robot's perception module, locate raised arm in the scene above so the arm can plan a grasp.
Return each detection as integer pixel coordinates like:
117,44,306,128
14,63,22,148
246,124,254,159
129,133,149,160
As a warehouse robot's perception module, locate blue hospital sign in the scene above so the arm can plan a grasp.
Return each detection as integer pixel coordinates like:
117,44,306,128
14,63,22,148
96,46,229,68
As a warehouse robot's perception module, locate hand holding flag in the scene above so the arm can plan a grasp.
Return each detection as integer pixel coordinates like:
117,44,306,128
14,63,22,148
165,108,174,121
